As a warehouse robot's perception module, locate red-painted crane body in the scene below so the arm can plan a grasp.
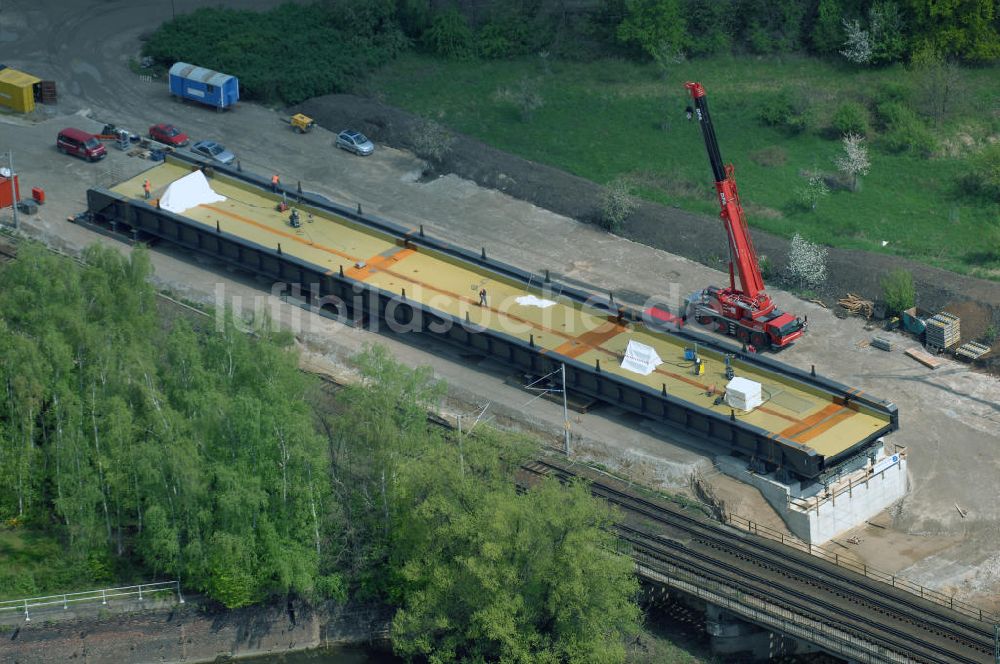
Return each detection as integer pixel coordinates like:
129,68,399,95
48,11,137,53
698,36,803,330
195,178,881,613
684,82,805,350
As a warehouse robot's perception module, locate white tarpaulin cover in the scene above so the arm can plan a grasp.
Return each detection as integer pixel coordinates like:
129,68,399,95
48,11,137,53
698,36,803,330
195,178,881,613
725,376,763,411
159,169,226,214
515,294,557,309
620,339,662,376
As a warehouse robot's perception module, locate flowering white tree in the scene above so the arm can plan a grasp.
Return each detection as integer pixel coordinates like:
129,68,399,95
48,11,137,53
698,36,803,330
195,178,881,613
787,233,828,290
834,133,871,192
840,18,872,64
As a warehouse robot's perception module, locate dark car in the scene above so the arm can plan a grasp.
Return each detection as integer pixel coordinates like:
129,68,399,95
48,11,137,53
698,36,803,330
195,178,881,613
191,140,235,165
149,123,189,147
335,130,374,156
56,128,107,161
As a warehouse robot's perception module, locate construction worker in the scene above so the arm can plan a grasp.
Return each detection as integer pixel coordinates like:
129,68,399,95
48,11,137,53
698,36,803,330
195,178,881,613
271,173,280,193
478,288,488,307
685,105,694,121
143,179,151,199
289,209,300,228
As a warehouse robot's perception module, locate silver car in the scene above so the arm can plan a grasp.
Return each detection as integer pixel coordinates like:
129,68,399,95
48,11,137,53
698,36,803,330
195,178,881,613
191,140,235,165
335,130,374,156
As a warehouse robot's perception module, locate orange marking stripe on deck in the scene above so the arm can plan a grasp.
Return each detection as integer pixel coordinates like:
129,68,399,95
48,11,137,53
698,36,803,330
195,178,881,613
779,403,843,439
202,205,357,262
552,322,625,359
792,408,856,443
346,248,415,281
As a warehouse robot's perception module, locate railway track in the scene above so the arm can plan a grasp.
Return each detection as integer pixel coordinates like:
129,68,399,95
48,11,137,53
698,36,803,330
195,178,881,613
522,459,995,664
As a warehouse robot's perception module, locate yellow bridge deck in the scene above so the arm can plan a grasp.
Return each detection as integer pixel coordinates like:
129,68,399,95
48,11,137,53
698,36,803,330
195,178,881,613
114,162,889,458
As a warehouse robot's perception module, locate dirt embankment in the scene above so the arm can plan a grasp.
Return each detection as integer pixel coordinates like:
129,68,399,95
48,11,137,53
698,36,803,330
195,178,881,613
297,94,1000,340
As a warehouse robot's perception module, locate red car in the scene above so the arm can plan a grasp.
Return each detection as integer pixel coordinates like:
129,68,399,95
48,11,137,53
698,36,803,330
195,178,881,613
148,123,189,147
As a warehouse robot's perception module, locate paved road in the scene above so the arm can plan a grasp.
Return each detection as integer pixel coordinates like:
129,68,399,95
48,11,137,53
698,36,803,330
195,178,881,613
1,0,998,611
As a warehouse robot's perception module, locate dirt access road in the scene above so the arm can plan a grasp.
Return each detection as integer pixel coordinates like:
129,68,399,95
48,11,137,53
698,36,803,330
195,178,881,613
1,0,999,612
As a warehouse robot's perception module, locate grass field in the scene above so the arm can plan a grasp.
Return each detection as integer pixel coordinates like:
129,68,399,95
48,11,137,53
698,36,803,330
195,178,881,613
366,53,1000,278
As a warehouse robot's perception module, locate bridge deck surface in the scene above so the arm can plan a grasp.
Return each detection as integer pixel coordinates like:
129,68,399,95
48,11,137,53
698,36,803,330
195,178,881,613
114,162,889,457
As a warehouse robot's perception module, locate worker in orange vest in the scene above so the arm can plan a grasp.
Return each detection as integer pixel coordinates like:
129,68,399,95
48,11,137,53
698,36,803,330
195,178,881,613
143,179,151,199
271,173,280,193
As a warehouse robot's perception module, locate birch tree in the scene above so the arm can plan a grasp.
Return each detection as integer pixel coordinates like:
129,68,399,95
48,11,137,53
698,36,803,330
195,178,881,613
835,133,871,192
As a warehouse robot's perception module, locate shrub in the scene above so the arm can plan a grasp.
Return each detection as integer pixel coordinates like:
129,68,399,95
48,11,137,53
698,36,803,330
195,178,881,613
957,143,1000,199
476,18,531,59
876,102,936,157
880,269,915,315
794,174,830,211
410,117,455,163
984,324,999,345
872,82,910,106
494,77,545,122
600,178,636,232
421,8,473,59
831,102,870,137
786,233,828,290
757,90,812,134
758,254,773,280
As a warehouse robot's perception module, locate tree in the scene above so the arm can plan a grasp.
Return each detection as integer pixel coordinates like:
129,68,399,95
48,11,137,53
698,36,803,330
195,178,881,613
421,8,474,59
616,0,687,59
786,233,828,290
795,173,830,211
840,2,906,65
811,0,844,55
913,58,967,126
840,18,873,64
868,1,906,65
391,474,640,663
834,133,871,192
880,269,915,315
905,0,1000,63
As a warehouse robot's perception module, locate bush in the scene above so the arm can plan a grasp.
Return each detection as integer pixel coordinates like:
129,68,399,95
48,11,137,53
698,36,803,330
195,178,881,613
957,143,1000,199
476,18,531,59
831,102,870,137
600,178,636,232
410,117,455,162
984,324,999,345
876,102,936,157
757,90,812,134
421,8,474,59
786,233,828,290
880,269,915,315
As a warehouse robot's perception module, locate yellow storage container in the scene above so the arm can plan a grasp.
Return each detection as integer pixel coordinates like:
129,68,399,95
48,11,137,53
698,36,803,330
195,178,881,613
0,68,41,114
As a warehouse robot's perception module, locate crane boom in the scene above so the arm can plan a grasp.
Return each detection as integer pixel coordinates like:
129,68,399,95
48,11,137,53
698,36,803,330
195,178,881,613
686,81,766,300
681,81,806,351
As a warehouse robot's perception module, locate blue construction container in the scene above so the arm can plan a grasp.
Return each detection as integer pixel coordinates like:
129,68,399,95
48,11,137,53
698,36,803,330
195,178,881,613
168,62,239,110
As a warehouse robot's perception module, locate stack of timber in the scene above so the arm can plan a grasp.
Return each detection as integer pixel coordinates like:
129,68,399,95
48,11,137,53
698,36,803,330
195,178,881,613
954,341,991,362
838,293,874,318
906,347,944,369
925,312,960,350
871,336,895,352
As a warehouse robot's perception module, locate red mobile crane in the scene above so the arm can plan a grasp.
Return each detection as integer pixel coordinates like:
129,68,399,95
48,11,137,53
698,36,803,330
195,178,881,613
683,81,805,350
